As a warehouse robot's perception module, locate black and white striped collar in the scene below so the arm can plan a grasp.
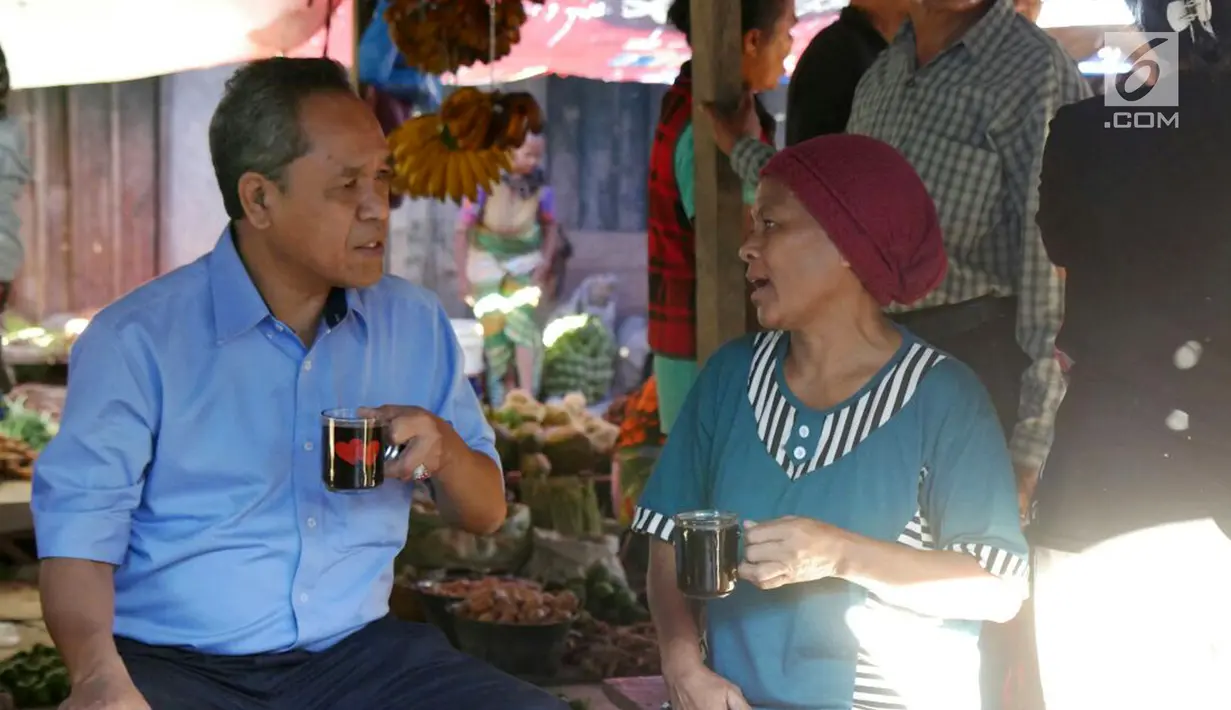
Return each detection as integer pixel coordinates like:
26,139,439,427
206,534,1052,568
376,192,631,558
746,331,945,480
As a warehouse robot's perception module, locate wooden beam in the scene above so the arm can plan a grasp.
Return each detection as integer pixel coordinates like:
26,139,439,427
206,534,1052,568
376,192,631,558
690,0,750,365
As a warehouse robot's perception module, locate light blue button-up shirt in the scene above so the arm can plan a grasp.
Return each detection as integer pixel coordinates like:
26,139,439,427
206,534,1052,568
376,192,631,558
31,229,497,655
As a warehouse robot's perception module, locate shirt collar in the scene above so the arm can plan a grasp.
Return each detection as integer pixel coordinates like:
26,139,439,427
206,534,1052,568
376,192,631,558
897,0,1016,63
208,226,365,344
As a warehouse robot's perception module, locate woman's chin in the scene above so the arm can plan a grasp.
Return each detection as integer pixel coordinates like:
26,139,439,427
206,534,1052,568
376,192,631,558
754,305,782,331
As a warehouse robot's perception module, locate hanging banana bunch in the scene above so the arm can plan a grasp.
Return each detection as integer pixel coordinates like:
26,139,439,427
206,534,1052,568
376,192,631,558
387,113,508,205
385,0,542,76
389,87,546,205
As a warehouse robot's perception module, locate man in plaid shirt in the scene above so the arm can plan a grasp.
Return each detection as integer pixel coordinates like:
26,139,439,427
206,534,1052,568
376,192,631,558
709,1,1089,708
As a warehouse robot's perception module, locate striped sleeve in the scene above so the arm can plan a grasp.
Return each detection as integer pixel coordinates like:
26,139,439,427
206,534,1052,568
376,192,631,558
919,360,1031,595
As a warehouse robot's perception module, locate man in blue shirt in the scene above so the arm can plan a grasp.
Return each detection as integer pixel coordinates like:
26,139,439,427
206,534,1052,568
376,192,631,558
31,58,567,710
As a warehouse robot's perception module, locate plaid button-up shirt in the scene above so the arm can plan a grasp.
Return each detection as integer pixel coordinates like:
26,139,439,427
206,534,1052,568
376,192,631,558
731,0,1090,472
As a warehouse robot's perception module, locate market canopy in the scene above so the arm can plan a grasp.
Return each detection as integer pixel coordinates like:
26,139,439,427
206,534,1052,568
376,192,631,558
453,0,1139,85
0,0,354,90
0,0,1138,90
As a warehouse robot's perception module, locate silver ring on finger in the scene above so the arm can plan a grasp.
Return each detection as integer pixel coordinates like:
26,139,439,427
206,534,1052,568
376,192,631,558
411,464,431,480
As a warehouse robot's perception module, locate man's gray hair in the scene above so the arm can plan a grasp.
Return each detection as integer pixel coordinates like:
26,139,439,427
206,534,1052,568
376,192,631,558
0,43,10,120
209,57,355,220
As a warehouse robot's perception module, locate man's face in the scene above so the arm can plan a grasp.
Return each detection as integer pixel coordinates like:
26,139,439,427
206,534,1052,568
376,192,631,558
265,92,393,289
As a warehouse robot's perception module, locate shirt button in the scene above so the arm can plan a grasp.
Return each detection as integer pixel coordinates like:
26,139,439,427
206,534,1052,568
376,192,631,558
275,324,285,332
798,425,810,438
793,446,807,459
299,593,309,603
303,360,313,372
304,441,314,451
306,517,317,529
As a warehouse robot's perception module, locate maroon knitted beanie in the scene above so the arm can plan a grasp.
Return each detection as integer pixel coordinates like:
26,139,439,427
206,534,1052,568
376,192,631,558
760,134,947,306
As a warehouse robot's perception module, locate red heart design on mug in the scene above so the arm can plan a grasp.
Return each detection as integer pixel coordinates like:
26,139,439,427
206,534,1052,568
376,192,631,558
335,439,364,466
363,441,380,467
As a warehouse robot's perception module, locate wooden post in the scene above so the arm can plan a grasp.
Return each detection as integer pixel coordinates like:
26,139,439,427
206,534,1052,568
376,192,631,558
690,0,750,365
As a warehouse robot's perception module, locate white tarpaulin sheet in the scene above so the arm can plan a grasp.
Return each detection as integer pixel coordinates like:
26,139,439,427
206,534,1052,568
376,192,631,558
0,0,354,90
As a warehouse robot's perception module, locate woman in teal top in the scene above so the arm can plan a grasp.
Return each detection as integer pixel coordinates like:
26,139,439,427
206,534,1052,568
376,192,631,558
634,135,1029,710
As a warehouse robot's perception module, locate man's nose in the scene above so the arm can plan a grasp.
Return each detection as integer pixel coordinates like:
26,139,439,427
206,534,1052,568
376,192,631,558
358,186,390,222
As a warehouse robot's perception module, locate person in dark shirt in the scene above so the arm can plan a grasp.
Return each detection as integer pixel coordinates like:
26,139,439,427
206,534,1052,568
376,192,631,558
785,0,907,145
1030,2,1231,708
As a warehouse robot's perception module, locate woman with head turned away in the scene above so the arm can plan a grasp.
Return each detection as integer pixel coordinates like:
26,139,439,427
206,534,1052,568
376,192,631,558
647,0,796,438
633,135,1029,710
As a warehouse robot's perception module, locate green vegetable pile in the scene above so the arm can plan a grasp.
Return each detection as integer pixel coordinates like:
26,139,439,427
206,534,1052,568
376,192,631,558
0,645,70,708
540,318,615,403
0,398,57,452
561,564,649,626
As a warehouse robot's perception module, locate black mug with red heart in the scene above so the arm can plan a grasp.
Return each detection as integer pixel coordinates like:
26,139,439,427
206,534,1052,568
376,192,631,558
320,408,404,492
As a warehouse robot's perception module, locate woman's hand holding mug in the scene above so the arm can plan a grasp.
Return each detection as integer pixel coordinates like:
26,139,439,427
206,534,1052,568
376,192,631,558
738,516,851,590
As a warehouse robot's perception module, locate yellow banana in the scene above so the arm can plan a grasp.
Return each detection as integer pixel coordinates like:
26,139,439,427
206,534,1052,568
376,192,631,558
475,149,499,185
455,152,478,203
426,155,447,202
407,161,432,198
469,150,491,186
444,152,462,204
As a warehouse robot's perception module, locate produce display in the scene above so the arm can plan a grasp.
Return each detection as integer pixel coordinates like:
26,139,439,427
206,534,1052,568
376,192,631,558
0,397,58,480
401,498,533,573
520,475,603,538
385,0,542,76
0,645,70,708
563,616,660,680
489,390,619,476
453,582,580,625
1,313,87,364
418,576,540,599
487,391,616,537
558,564,648,626
540,317,617,403
611,377,667,525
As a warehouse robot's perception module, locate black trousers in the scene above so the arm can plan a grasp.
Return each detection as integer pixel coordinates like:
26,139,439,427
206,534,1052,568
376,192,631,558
117,617,569,710
894,296,1029,710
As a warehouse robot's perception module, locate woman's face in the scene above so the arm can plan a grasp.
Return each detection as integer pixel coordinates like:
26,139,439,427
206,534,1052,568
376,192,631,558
740,177,861,330
741,4,797,93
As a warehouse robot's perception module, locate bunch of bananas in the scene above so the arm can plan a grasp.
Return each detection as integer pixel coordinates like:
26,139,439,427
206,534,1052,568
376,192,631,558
441,87,545,151
385,0,542,76
388,112,512,205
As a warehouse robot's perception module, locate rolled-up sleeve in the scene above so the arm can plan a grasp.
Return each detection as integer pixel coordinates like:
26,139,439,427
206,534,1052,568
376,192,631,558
432,305,499,470
919,362,1030,597
32,322,158,565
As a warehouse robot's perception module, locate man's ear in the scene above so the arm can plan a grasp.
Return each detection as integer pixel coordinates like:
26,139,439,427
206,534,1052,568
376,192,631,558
237,172,275,229
742,28,762,57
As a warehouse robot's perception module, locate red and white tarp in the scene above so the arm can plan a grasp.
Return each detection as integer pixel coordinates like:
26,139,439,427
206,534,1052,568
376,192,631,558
454,0,844,86
0,0,1135,91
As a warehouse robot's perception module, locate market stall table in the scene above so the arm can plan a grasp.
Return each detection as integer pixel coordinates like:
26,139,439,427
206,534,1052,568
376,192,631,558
601,676,668,710
0,483,31,537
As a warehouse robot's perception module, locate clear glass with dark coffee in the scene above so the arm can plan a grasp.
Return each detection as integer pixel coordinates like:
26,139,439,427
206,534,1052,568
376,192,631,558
320,408,404,492
672,510,742,599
